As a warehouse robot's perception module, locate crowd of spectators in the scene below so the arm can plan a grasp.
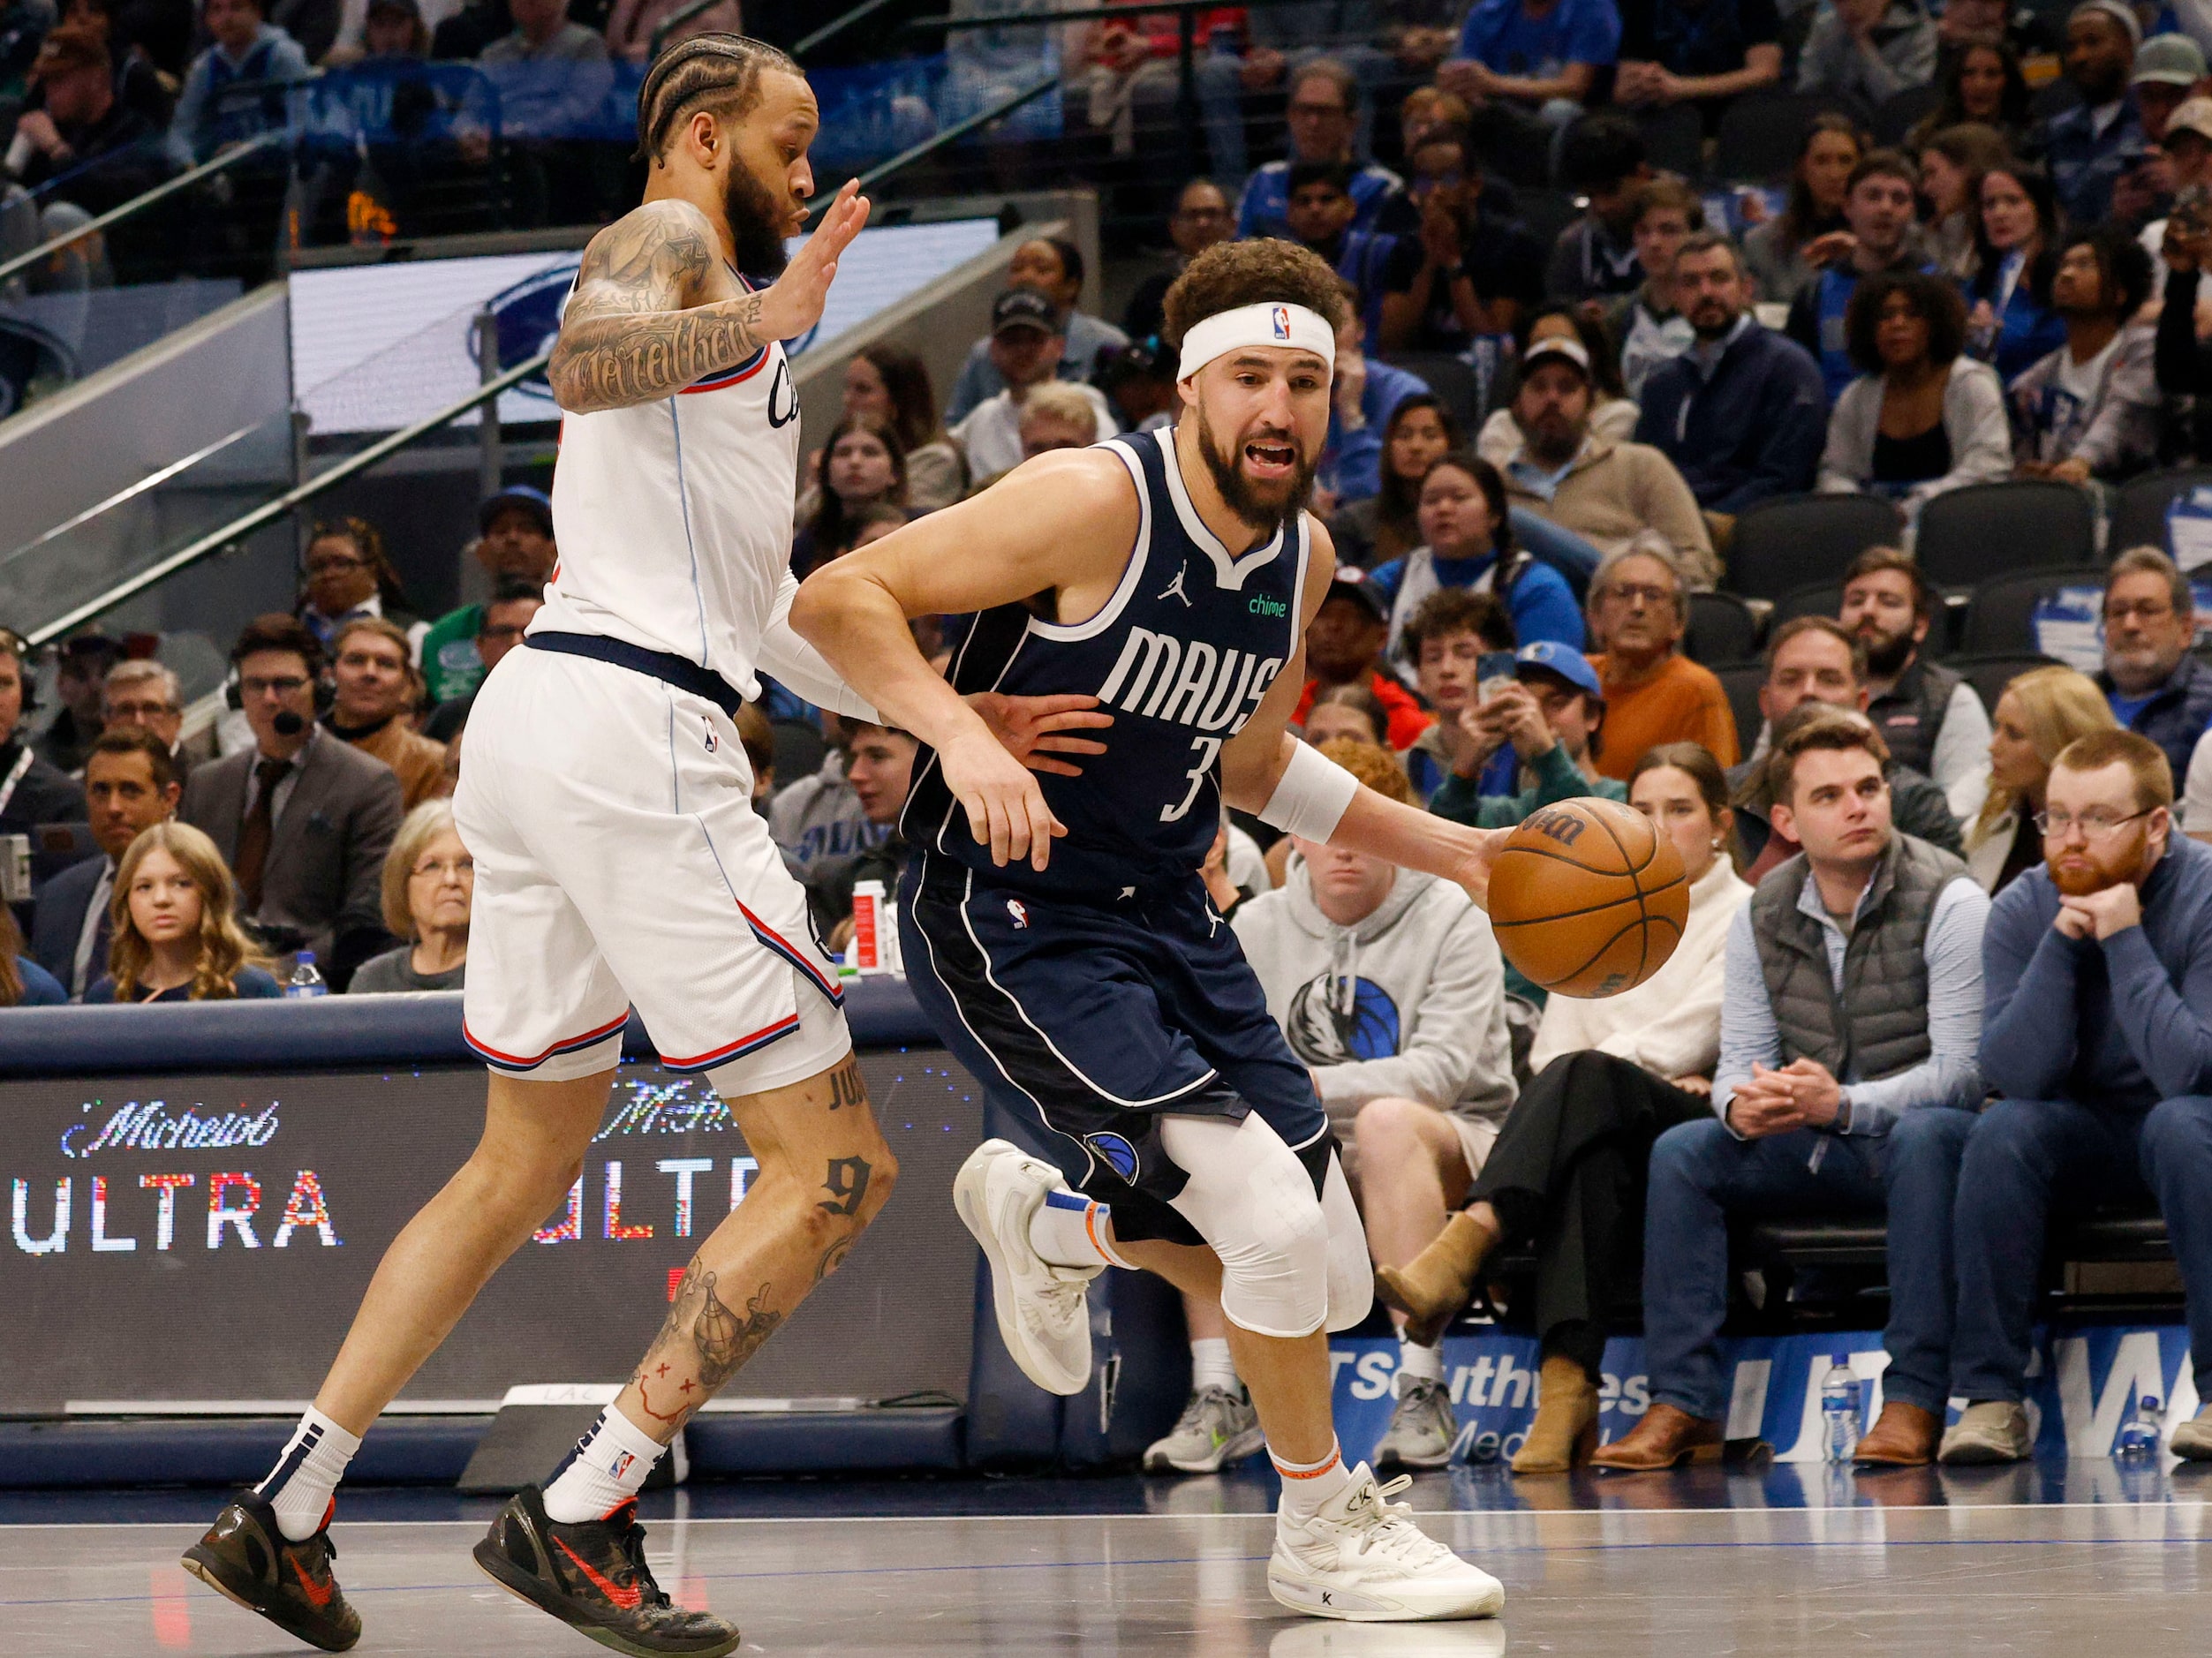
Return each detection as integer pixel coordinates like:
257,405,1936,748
14,0,2212,1481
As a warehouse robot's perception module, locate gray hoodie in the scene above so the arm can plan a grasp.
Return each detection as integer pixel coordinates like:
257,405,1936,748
767,750,891,910
1232,865,1517,1146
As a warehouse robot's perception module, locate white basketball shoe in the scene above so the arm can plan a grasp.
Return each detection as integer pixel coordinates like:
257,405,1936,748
1269,1465,1506,1622
953,1139,1102,1396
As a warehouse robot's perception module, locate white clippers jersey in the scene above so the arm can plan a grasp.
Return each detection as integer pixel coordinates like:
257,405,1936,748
533,313,803,695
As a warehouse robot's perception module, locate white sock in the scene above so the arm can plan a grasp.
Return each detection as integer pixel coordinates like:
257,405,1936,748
1273,1437,1354,1522
1027,1187,1125,1269
254,1409,362,1541
1397,1337,1444,1390
540,1406,666,1524
1190,1337,1240,1395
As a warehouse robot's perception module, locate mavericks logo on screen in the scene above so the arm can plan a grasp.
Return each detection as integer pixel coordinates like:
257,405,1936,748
12,1097,338,1256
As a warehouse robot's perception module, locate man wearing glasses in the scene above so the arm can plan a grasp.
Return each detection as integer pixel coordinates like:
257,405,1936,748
1945,728,2212,1464
102,659,209,780
178,614,403,976
2097,546,2212,786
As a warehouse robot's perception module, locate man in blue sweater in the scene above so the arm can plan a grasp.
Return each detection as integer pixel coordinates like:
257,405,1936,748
1635,232,1826,517
1944,729,2212,1464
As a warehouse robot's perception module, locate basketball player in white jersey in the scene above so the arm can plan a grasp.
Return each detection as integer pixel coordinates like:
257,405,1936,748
181,36,1104,1657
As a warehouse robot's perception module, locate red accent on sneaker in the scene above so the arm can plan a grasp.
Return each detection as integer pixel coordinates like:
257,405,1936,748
555,1537,644,1611
320,1498,335,1533
289,1556,335,1609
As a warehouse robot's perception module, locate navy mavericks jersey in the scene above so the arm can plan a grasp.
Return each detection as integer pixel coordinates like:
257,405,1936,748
903,427,1311,897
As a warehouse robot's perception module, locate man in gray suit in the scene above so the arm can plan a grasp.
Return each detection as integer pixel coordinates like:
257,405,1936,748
180,614,403,975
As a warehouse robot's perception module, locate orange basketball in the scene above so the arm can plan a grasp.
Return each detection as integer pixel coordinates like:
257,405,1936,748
1488,796,1688,999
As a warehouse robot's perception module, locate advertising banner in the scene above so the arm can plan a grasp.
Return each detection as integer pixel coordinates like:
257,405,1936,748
1329,1325,2201,1468
0,1052,983,1413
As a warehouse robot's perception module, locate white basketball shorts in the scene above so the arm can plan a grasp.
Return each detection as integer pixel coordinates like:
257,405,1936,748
453,642,850,1093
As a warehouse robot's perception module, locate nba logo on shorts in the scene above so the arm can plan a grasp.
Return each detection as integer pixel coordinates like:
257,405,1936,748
1007,899,1030,930
1270,305,1290,339
1085,1131,1141,1181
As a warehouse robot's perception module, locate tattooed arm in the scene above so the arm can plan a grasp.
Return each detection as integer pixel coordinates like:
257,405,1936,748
547,182,871,414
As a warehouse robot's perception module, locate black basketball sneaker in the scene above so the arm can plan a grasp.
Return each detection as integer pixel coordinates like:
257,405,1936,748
180,1489,362,1652
472,1483,741,1657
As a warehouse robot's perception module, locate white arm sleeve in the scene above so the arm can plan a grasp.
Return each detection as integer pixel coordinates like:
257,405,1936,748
755,568,882,723
1257,740,1360,842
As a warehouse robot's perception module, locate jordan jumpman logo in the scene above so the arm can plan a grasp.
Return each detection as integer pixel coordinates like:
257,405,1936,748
1158,561,1192,606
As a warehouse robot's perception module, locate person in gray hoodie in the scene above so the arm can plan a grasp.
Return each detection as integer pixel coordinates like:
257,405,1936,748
766,721,894,938
1142,738,1516,1481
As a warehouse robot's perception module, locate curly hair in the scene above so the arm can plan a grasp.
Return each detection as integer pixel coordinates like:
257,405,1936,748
1160,238,1355,349
1845,269,1968,375
107,822,270,1002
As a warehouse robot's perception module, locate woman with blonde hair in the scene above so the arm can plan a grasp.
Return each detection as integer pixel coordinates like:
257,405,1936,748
349,800,472,993
1948,665,2118,893
87,823,280,1002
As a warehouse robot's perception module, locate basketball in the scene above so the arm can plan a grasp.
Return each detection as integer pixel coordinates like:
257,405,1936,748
1489,796,1689,999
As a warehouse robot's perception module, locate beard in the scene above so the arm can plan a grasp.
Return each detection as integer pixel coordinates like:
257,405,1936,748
1196,403,1316,534
1859,622,1916,679
724,157,792,279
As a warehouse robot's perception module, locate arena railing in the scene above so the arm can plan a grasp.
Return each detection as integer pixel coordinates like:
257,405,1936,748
23,349,548,648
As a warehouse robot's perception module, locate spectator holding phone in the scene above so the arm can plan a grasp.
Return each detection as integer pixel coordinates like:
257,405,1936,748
87,821,283,1003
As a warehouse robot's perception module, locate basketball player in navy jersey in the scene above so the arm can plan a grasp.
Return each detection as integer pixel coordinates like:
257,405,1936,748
796,238,1513,1622
179,37,1103,1657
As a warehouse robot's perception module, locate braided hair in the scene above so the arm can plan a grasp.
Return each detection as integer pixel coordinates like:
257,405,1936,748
633,33,799,164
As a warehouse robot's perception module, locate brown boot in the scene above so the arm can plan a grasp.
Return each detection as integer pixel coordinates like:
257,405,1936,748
1589,1402,1725,1473
1512,1354,1601,1474
1853,1400,1941,1467
1374,1210,1499,1345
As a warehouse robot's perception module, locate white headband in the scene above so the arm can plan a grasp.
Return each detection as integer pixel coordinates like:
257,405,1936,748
1177,302,1336,381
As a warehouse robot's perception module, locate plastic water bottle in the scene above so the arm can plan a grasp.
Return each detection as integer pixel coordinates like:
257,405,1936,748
2116,1392,2163,1458
1820,1354,1861,1462
285,952,328,999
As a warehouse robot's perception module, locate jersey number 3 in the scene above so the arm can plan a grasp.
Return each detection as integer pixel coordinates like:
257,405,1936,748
1163,736,1223,824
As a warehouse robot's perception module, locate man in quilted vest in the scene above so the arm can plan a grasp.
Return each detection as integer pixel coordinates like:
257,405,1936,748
1592,711,1991,1472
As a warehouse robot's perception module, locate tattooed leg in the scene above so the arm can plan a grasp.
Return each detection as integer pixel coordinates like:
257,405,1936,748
612,1055,898,1440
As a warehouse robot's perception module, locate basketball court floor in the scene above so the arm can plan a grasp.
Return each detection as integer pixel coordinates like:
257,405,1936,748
6,1461,2208,1657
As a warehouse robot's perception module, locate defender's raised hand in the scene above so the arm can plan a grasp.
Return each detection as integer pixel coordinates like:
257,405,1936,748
759,181,870,343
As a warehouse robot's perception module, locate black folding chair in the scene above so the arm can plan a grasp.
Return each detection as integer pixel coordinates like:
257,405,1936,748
1914,481,2097,588
1870,85,1940,146
1957,565,2110,657
1770,580,1844,629
1380,351,1480,434
1713,91,1869,184
1949,652,2065,715
1684,591,1762,666
1637,102,1706,178
1712,660,1769,759
2107,466,2212,558
1726,494,1903,600
769,718,827,790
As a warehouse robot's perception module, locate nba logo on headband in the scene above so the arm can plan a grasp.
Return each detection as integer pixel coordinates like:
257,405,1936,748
1271,305,1290,339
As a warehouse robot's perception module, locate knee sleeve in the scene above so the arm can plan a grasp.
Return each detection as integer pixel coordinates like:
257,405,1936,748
1320,1149,1373,1333
1162,1112,1331,1338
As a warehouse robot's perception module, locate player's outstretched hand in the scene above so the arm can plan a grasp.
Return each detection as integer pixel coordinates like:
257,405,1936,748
759,180,870,343
940,726,1068,871
1450,825,1513,912
966,691,1113,779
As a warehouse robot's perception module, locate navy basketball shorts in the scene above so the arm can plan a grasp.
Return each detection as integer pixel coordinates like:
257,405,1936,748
899,848,1332,1246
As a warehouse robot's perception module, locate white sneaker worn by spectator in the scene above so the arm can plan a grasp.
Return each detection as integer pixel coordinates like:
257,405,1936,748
1269,1464,1505,1621
1144,1386,1265,1473
953,1139,1102,1396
